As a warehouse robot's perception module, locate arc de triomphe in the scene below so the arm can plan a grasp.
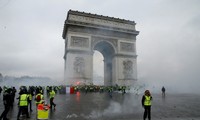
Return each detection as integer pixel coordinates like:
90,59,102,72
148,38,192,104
62,10,139,86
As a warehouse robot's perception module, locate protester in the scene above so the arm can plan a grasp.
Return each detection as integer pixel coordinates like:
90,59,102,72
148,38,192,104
161,86,166,97
17,88,30,120
142,90,153,120
0,88,12,120
35,88,44,107
49,87,56,109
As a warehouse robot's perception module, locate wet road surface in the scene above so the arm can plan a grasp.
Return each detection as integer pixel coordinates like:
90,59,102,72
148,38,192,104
0,92,200,120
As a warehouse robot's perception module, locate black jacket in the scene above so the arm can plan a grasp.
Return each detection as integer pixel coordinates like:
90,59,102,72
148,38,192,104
3,92,12,106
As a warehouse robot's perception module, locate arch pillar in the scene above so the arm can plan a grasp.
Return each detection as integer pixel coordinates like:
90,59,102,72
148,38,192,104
104,56,113,86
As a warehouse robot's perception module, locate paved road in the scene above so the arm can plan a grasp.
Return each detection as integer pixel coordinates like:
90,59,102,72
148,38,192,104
0,92,200,120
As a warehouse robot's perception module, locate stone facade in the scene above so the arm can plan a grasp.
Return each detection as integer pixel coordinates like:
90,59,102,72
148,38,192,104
62,10,139,86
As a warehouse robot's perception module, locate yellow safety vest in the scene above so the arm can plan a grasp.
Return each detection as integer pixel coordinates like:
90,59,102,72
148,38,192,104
35,93,44,104
144,95,151,106
28,94,32,100
49,90,55,98
19,94,28,106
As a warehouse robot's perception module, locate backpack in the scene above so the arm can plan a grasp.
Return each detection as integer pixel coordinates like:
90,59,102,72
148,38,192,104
36,94,41,102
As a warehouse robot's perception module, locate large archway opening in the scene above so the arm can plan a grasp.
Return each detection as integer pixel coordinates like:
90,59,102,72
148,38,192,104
93,51,104,85
93,41,115,86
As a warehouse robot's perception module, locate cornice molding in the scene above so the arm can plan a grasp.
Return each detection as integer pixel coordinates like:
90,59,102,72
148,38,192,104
62,10,139,39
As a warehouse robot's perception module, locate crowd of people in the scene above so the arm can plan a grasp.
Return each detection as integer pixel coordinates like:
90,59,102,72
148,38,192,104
0,85,166,120
71,84,129,94
0,85,63,120
0,84,132,119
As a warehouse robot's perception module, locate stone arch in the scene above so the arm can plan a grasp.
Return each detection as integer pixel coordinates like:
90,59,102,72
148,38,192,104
93,41,115,57
62,10,139,86
92,38,117,55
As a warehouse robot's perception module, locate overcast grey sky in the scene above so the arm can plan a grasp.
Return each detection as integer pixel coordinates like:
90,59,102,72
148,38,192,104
0,0,200,92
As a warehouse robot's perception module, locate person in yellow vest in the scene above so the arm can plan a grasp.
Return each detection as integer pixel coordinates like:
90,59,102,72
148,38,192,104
141,90,152,120
37,101,50,119
49,87,56,109
35,89,44,107
17,88,30,120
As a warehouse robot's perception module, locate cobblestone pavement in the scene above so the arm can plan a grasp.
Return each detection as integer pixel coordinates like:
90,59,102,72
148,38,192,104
0,92,200,120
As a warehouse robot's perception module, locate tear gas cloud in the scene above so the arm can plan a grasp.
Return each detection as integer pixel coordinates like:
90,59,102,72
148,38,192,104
81,94,143,119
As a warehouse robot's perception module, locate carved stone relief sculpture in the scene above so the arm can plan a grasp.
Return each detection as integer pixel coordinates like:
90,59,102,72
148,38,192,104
73,57,85,75
71,36,89,48
123,60,133,79
120,42,134,52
